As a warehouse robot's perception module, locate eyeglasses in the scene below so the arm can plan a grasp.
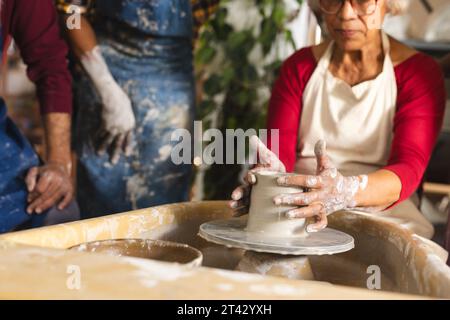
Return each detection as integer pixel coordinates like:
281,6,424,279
319,0,379,16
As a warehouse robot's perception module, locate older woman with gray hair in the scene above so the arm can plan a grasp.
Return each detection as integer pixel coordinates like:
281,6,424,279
230,0,446,239
307,0,409,35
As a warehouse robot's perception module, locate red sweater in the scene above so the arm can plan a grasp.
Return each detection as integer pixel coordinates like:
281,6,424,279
267,47,446,205
1,0,72,114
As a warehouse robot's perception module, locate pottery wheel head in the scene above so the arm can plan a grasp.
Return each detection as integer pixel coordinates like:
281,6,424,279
201,171,354,255
198,217,354,256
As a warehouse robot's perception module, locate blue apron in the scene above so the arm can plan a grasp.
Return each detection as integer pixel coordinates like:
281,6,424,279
74,0,195,218
95,0,193,38
0,28,40,233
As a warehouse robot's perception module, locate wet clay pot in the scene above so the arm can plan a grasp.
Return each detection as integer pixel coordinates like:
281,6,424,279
246,171,307,237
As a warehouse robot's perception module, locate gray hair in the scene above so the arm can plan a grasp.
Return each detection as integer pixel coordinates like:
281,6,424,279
386,0,409,15
307,0,410,16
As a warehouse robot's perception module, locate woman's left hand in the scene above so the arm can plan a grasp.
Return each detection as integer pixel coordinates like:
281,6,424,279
273,140,368,233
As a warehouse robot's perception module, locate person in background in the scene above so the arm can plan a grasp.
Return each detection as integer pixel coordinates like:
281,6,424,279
230,0,446,240
56,0,219,218
0,0,79,233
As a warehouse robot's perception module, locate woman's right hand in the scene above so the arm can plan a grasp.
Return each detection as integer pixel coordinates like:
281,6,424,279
229,136,286,216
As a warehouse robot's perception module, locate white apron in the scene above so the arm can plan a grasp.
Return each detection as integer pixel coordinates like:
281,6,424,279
297,32,434,239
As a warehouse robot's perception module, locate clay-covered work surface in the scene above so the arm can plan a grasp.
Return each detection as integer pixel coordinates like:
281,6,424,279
0,201,449,299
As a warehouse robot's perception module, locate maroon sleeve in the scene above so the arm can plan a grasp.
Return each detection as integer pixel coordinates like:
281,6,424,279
9,0,72,114
267,47,317,172
384,54,446,206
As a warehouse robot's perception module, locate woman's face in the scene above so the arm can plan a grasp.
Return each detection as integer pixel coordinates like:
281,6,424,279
322,0,388,51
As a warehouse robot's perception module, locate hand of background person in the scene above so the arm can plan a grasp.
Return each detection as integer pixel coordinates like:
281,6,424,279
96,76,135,164
25,162,74,215
81,46,136,164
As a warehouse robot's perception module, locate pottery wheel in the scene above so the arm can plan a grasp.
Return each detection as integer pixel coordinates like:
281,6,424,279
199,216,354,256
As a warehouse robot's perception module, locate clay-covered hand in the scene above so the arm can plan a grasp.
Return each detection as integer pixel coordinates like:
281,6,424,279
229,135,286,217
274,140,368,232
25,163,74,214
81,46,136,164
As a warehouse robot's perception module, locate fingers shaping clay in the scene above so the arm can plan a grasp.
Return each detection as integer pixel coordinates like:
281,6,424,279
246,171,307,238
199,172,354,256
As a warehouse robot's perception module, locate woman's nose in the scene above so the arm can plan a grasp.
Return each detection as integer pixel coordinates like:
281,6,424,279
338,0,359,20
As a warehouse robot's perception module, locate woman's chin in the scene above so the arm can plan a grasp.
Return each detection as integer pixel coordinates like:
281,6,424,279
336,38,366,52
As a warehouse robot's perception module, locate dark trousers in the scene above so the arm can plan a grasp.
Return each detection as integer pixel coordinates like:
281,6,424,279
13,200,80,232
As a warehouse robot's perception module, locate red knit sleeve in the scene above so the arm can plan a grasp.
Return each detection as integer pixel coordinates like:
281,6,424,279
384,54,446,206
267,47,317,172
9,0,73,114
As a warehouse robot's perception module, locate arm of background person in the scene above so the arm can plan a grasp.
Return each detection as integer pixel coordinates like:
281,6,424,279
9,0,74,213
56,0,136,164
56,0,98,59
